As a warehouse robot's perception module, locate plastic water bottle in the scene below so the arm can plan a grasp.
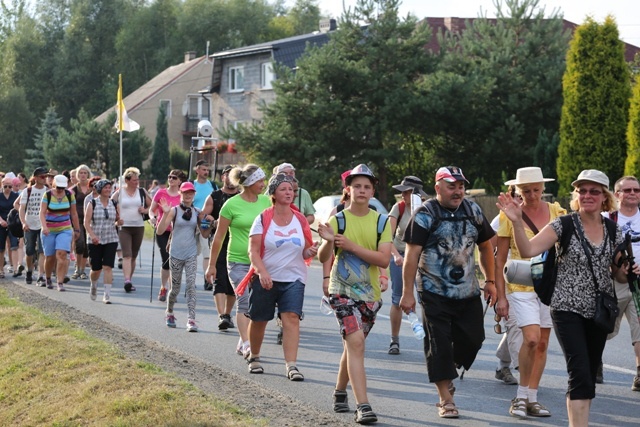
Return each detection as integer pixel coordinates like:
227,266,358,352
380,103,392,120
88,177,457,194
407,311,426,339
200,219,210,230
320,296,333,315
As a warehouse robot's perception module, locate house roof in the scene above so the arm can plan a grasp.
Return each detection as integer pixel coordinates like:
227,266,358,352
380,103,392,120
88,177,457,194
95,55,209,122
211,32,331,92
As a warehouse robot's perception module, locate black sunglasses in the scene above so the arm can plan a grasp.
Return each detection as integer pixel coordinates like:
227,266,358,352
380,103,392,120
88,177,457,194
182,207,192,221
168,175,179,180
3,185,12,189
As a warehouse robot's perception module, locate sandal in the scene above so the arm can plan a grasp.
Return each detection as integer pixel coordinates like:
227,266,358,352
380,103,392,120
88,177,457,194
247,357,263,374
526,401,551,417
388,342,400,355
286,365,304,381
436,401,459,419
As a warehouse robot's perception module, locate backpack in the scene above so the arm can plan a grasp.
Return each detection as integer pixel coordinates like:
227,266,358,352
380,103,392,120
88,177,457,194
334,210,388,255
138,188,150,221
90,198,119,222
45,189,72,207
531,213,616,305
7,188,31,238
420,198,483,238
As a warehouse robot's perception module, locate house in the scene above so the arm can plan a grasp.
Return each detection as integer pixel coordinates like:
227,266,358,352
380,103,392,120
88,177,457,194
95,52,215,152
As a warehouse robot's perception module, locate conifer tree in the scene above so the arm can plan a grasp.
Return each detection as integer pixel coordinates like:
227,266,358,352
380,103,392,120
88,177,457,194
150,105,170,180
624,80,640,176
26,106,60,172
557,16,630,194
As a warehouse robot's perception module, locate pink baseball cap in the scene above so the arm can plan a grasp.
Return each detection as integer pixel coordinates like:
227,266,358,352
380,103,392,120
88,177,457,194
180,182,196,192
435,166,469,184
341,170,351,188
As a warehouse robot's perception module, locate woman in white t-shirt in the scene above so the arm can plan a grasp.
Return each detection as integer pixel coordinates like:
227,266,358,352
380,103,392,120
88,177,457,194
244,173,318,380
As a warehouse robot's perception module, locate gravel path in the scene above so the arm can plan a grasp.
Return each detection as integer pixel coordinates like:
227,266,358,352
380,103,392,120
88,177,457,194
2,281,351,427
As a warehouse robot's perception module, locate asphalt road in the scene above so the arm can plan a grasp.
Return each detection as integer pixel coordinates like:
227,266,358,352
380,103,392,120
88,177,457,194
6,237,640,426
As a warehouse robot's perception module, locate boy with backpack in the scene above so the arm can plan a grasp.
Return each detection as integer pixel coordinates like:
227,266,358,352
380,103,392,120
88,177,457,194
317,164,392,425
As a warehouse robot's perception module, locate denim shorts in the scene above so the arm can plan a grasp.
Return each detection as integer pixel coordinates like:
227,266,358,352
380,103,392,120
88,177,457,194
249,279,305,321
24,229,43,256
42,229,73,256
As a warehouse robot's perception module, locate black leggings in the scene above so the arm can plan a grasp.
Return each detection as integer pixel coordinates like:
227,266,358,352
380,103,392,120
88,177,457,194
155,230,171,270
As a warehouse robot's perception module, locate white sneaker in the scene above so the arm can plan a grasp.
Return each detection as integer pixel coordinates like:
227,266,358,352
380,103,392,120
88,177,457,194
103,293,111,304
186,319,198,332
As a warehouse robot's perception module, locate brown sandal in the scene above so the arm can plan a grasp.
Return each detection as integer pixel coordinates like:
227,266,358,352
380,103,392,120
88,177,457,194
437,401,459,419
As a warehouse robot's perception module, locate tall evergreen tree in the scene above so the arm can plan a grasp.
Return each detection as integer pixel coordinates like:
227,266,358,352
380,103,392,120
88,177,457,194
625,80,640,176
25,106,61,172
557,16,631,195
150,105,170,180
0,86,34,172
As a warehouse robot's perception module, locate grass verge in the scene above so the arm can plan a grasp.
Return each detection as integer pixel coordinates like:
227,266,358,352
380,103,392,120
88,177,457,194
0,288,264,426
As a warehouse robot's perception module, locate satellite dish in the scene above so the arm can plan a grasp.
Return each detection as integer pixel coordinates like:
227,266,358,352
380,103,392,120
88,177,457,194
197,120,213,137
182,101,188,116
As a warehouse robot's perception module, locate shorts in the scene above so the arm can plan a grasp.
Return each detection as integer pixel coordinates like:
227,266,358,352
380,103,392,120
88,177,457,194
249,279,305,321
0,226,19,251
118,226,144,259
155,231,171,270
88,242,118,271
608,280,640,343
213,255,234,296
74,224,89,257
509,291,553,328
42,229,73,256
199,234,210,258
24,229,43,256
227,261,251,314
329,295,382,338
389,252,403,306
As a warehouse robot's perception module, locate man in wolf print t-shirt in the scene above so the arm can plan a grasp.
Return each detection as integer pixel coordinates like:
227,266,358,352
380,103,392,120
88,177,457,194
400,165,496,419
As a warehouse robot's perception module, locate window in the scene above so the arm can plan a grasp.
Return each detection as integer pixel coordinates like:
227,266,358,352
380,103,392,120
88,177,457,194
160,100,171,117
228,66,244,92
261,62,274,89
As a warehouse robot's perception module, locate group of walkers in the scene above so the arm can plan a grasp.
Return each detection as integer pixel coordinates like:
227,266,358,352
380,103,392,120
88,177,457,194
3,160,640,426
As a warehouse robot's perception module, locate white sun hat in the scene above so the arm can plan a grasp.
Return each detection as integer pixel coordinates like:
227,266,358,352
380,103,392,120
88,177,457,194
504,167,554,186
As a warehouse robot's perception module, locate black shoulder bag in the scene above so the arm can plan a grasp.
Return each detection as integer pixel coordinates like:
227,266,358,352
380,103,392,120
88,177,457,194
572,215,619,333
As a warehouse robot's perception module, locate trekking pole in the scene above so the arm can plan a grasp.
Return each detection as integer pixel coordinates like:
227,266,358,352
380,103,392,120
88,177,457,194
624,233,640,321
150,225,157,303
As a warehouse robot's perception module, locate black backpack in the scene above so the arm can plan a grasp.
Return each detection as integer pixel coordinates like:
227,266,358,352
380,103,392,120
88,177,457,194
420,198,483,239
7,188,32,238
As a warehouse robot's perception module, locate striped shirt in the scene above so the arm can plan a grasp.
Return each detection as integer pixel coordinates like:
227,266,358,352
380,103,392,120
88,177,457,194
42,189,76,233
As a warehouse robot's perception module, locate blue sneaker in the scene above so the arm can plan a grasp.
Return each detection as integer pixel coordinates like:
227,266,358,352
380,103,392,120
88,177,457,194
166,314,176,328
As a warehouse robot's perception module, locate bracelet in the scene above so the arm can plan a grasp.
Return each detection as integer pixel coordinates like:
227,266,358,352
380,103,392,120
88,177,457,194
484,280,495,284
379,275,388,280
323,276,330,279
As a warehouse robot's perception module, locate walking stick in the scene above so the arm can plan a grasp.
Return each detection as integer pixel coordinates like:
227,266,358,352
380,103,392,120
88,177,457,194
150,225,157,303
624,233,640,321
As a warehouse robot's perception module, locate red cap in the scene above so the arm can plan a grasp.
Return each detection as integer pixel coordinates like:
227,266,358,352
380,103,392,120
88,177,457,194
180,182,196,192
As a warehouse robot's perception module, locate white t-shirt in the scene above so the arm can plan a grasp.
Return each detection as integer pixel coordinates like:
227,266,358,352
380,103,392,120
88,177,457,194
20,186,47,230
604,210,640,255
249,215,307,283
118,189,145,227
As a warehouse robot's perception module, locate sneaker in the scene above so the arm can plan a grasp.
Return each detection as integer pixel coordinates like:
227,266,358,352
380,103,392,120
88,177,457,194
509,397,528,418
25,271,33,284
70,272,80,280
187,319,198,332
218,314,232,330
332,389,350,413
526,401,551,417
12,270,22,278
79,272,88,280
37,276,46,286
495,367,518,385
103,293,111,304
63,276,70,284
57,283,66,292
7,266,13,274
236,340,243,356
242,346,251,360
228,317,235,328
18,264,25,274
158,287,167,302
124,281,133,293
596,362,604,384
129,284,136,291
46,278,53,289
90,284,97,301
355,403,377,424
166,314,176,328
632,375,640,391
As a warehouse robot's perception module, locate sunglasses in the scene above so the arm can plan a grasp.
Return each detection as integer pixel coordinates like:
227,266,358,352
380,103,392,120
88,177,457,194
103,208,109,219
494,313,504,335
575,188,602,196
168,175,179,180
182,207,193,221
3,185,12,189
619,188,640,194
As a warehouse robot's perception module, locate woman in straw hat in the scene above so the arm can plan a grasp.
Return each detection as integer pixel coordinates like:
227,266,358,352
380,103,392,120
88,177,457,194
495,167,565,418
497,169,637,427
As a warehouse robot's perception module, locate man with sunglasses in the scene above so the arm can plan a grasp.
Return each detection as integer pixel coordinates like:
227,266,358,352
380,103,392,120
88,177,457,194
601,176,640,390
18,167,49,285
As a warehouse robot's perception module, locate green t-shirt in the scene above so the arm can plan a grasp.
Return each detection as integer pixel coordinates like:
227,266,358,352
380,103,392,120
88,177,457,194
219,193,272,264
328,209,392,302
294,187,315,216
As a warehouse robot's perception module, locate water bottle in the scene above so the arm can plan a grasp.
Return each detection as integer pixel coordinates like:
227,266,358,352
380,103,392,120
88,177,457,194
320,296,333,315
200,219,210,230
407,311,426,339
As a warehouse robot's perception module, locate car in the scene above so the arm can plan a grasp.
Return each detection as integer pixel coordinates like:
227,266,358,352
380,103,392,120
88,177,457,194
312,195,389,229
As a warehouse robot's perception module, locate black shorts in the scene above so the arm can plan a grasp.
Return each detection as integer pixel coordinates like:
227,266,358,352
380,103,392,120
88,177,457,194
88,242,118,271
155,231,171,270
419,290,485,383
213,255,234,296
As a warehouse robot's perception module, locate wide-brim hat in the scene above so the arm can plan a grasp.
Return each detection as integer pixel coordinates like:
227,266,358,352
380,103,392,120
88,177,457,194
571,169,609,188
392,176,428,198
504,167,554,186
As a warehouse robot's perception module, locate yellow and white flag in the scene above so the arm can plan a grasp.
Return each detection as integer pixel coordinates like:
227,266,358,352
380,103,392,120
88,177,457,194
115,74,140,132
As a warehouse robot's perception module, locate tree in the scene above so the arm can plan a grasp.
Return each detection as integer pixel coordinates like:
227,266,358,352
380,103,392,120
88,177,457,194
557,16,631,195
25,106,61,172
625,80,640,176
0,86,34,172
150,105,170,180
233,0,433,204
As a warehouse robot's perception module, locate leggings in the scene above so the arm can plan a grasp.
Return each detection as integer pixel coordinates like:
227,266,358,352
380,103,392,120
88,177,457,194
167,256,197,320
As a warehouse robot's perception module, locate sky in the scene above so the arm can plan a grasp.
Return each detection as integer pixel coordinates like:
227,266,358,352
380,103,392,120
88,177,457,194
312,0,640,45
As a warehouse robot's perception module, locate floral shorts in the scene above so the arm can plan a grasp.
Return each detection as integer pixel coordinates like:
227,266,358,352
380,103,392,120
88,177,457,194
330,294,382,338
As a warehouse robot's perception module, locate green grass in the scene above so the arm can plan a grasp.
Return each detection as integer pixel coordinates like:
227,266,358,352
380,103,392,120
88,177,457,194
0,289,265,426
